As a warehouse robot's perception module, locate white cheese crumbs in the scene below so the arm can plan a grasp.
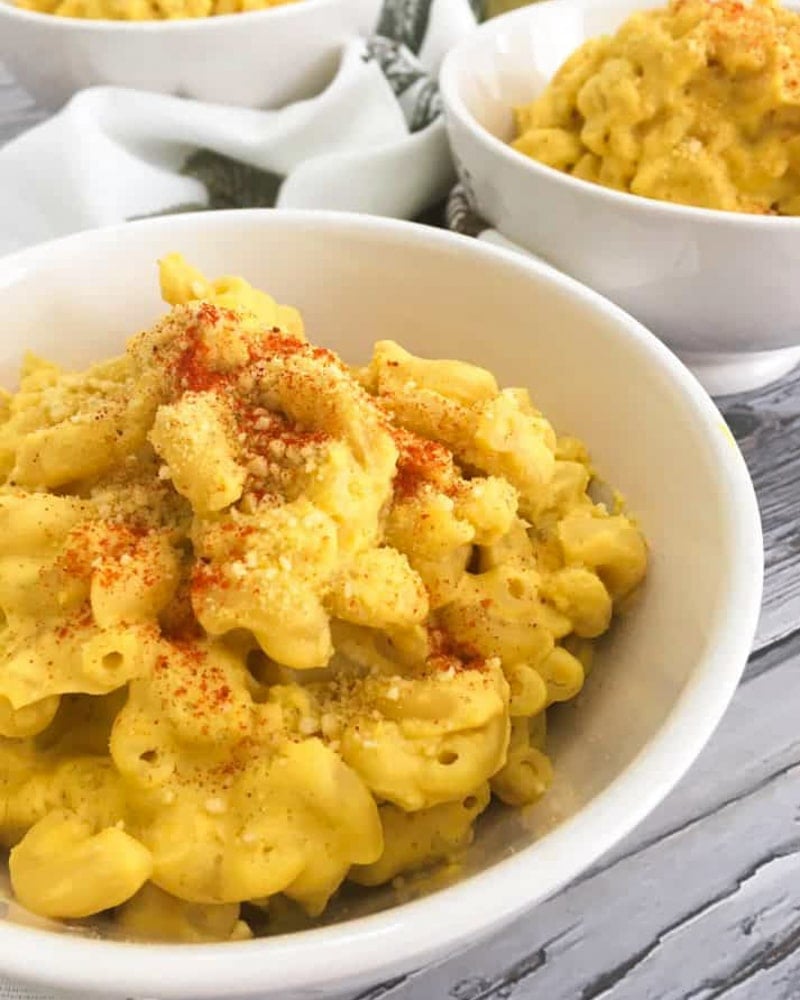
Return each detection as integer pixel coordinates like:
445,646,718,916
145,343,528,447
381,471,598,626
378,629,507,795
240,494,258,514
247,456,269,477
320,713,340,738
204,797,227,815
157,465,172,481
298,717,318,736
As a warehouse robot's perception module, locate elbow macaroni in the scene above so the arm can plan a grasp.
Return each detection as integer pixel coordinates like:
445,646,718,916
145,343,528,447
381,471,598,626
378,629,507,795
16,0,300,20
0,255,647,939
511,0,800,215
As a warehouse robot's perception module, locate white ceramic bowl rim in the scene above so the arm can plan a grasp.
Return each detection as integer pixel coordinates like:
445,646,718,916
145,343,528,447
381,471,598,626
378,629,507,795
439,0,800,229
0,210,763,999
0,0,338,31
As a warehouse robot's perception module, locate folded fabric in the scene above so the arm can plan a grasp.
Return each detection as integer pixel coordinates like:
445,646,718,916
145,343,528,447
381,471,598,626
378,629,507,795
447,181,554,264
0,0,477,254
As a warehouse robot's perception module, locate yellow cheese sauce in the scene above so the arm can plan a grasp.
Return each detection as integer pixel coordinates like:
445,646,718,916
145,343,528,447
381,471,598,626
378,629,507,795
513,0,800,214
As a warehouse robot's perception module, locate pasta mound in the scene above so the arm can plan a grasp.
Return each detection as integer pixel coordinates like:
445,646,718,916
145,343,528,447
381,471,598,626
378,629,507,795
0,255,646,941
513,0,800,214
16,0,296,19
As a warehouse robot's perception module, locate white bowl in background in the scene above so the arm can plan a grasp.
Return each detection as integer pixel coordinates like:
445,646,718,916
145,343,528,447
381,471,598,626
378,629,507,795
0,209,762,999
0,0,378,110
439,0,800,396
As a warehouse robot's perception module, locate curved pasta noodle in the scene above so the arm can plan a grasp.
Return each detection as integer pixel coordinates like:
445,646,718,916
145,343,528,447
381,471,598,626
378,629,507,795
143,739,382,913
191,499,339,670
117,884,252,943
339,665,510,812
328,548,428,630
0,619,159,709
150,392,246,515
10,810,152,919
491,717,554,807
558,511,647,599
351,783,491,887
0,695,59,739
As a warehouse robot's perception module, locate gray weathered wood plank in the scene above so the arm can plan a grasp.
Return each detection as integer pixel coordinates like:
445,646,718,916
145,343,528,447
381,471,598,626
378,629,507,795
719,366,800,654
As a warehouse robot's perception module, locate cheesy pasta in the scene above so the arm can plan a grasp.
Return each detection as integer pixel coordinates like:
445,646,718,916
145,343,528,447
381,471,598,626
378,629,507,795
512,0,800,215
16,0,297,21
0,256,646,940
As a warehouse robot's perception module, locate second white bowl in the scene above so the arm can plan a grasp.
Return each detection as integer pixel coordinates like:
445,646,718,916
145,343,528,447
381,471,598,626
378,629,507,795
439,0,800,396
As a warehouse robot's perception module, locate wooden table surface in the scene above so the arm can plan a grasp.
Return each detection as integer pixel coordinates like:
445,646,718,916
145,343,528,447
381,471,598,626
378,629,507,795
2,65,800,1000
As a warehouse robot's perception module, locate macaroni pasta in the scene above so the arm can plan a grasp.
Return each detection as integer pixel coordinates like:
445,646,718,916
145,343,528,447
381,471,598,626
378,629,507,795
16,0,298,20
0,255,647,939
513,0,800,215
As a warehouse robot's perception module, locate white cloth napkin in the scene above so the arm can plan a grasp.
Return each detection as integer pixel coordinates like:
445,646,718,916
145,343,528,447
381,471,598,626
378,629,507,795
0,0,477,255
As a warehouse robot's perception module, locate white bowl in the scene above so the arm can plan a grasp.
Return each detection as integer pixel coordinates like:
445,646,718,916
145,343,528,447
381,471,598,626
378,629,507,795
0,209,762,999
439,0,800,396
0,0,378,110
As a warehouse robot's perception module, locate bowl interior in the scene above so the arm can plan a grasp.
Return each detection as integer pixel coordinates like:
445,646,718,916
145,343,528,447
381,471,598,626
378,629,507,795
0,212,755,945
